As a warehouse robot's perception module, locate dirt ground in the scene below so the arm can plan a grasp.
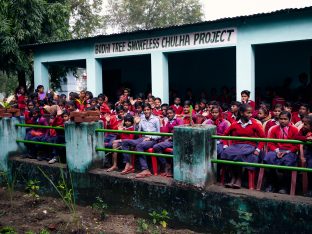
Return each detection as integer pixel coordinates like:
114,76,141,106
0,188,201,234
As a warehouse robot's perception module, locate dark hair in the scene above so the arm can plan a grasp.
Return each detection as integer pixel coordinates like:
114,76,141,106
36,85,44,92
135,93,145,100
123,114,134,124
302,115,312,128
69,92,79,100
143,103,152,110
259,101,271,111
231,101,241,107
221,103,230,112
273,104,283,110
279,111,291,120
85,91,93,99
161,103,169,108
90,98,98,103
200,99,207,104
284,101,292,108
259,107,269,116
30,107,41,118
60,94,66,99
62,110,70,116
241,90,250,97
183,100,192,107
167,107,176,113
116,105,124,113
237,104,252,120
211,105,220,112
209,100,219,106
135,101,144,109
300,103,310,111
155,97,162,103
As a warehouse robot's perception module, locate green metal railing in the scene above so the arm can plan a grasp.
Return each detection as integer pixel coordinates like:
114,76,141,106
96,147,173,158
211,159,312,173
16,123,64,130
15,124,65,147
16,139,66,147
95,129,173,158
95,128,173,137
211,135,312,145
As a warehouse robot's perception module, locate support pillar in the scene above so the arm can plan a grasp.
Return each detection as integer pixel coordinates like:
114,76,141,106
65,121,104,173
86,58,103,96
236,43,255,101
0,117,26,172
151,52,169,103
173,125,217,188
34,61,49,92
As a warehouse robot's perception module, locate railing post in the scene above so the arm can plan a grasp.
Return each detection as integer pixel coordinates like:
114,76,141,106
173,124,217,188
64,121,104,173
0,117,26,172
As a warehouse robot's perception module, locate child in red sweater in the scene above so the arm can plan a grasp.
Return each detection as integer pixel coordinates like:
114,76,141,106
264,104,283,136
171,97,183,115
221,104,265,189
264,111,299,193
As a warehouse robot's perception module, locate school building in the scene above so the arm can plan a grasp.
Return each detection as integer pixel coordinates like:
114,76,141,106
26,7,312,103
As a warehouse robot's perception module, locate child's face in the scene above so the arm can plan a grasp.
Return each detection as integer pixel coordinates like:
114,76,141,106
123,89,129,96
123,103,129,111
80,92,86,99
199,102,205,109
161,106,168,117
207,105,213,111
118,110,125,118
174,98,181,105
167,110,175,120
38,87,44,93
124,120,132,127
28,103,34,110
154,99,161,108
91,101,97,106
241,94,249,102
302,118,311,132
257,109,266,120
299,106,308,116
231,105,238,113
284,106,292,113
194,104,200,111
211,108,219,120
183,105,190,114
273,108,282,118
143,107,152,118
24,96,29,102
242,107,253,120
86,94,90,100
98,98,104,105
63,114,69,122
136,106,142,113
279,114,290,127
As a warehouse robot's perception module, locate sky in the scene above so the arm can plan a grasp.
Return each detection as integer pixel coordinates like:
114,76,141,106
201,0,312,20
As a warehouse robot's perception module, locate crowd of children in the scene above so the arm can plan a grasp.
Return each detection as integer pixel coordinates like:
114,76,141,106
3,84,312,194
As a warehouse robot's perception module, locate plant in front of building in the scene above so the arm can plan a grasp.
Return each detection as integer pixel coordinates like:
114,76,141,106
25,179,40,200
149,209,170,228
0,226,17,234
92,196,108,220
229,208,254,234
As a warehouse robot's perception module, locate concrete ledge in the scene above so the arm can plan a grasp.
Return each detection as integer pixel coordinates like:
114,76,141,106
9,156,312,233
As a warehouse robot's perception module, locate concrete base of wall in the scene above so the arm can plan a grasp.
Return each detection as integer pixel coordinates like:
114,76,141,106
8,156,312,233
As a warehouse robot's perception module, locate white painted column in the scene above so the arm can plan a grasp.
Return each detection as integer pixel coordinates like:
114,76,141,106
86,58,103,96
34,60,49,92
151,52,169,104
236,43,255,101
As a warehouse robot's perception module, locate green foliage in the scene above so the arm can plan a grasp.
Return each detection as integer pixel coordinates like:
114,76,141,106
148,210,170,228
92,196,108,220
229,209,254,234
136,218,149,233
70,0,105,38
0,170,16,206
39,229,50,234
26,179,40,199
105,0,203,32
0,72,18,97
0,226,17,234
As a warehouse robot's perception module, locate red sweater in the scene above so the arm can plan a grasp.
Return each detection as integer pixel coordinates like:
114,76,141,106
170,105,183,115
265,119,278,136
223,118,265,149
226,111,237,124
120,126,135,140
291,112,301,125
267,125,299,153
152,108,162,116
